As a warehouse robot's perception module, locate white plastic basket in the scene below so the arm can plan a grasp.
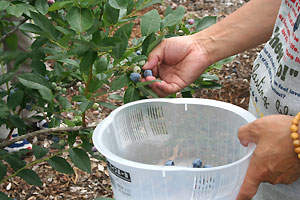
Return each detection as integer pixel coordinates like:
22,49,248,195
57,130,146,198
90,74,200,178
92,98,256,200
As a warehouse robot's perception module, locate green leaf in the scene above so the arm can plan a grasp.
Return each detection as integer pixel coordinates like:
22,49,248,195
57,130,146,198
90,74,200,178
112,23,134,59
80,51,97,75
17,169,42,186
47,156,74,174
5,34,18,51
3,155,26,171
109,0,128,9
124,86,141,103
32,145,49,159
141,9,161,37
30,11,60,40
145,33,164,56
0,72,14,87
142,32,156,55
19,23,43,34
67,7,94,33
7,4,26,17
9,114,26,134
18,73,53,102
57,96,72,110
72,95,88,102
138,85,159,98
136,79,161,87
7,89,24,110
0,1,10,12
196,16,217,32
69,148,91,173
58,34,72,48
162,6,185,29
110,75,131,90
58,58,79,68
138,0,161,10
164,6,172,17
35,0,49,15
0,191,13,200
31,59,46,75
105,1,119,24
48,1,73,11
97,37,123,51
0,101,10,119
31,37,48,49
79,101,94,112
0,160,7,181
98,102,117,109
108,94,123,100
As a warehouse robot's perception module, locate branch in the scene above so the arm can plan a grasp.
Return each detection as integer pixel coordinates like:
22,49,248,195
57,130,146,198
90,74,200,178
0,18,27,43
0,125,97,149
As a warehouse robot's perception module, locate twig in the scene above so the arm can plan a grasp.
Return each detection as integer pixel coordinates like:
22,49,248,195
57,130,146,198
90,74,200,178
0,125,96,149
0,18,27,43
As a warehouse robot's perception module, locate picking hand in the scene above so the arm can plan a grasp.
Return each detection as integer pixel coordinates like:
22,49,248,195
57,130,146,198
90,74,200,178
142,35,212,97
237,115,300,200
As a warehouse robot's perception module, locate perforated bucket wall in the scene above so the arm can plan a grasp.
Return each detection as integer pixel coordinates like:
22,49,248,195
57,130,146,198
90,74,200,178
93,99,256,200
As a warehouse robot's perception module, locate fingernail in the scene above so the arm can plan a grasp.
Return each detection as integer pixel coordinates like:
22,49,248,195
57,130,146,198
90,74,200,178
240,140,249,147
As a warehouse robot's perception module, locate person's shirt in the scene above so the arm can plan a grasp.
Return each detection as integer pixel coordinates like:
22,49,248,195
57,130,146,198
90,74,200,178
249,0,300,118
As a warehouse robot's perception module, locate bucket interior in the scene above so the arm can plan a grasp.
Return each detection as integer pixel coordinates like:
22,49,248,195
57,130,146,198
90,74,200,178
101,101,250,168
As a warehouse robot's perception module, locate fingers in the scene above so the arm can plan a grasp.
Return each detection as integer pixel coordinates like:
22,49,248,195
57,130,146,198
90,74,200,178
236,158,261,200
143,41,165,77
144,76,181,97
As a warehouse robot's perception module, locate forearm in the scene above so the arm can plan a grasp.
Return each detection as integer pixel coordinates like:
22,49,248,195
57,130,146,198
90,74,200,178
193,0,282,64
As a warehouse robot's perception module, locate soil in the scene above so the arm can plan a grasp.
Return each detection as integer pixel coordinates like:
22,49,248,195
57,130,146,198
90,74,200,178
1,0,264,199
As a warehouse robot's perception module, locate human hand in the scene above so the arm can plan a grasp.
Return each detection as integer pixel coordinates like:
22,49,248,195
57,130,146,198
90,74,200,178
142,35,212,97
237,115,300,200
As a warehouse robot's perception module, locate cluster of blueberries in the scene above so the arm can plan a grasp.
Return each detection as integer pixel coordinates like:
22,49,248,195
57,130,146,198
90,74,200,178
165,159,213,168
129,50,153,82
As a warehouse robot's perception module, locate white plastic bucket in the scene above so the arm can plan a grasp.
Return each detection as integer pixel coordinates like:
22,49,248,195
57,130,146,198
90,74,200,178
92,98,256,200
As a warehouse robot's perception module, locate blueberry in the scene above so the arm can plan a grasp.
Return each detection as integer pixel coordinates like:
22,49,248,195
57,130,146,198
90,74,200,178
185,24,189,28
52,136,60,143
192,159,202,168
165,160,175,166
45,75,49,80
59,140,65,145
136,50,142,55
143,70,152,78
92,146,98,152
130,73,141,82
203,164,213,168
187,19,195,25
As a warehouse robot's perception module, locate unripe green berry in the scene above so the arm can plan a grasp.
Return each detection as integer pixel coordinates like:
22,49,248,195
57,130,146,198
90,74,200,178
62,88,67,93
133,66,141,73
92,103,100,110
56,86,62,91
52,82,57,87
59,140,65,145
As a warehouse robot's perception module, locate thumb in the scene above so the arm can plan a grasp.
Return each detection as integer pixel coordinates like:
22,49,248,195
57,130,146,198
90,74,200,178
238,123,260,147
236,158,261,200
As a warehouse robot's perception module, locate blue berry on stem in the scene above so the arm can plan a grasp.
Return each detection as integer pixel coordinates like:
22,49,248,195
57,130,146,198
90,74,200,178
192,159,202,168
143,70,153,77
130,73,141,82
165,160,175,166
136,50,142,55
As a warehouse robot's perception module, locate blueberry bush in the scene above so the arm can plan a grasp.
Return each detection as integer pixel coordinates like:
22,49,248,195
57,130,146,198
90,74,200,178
0,0,234,198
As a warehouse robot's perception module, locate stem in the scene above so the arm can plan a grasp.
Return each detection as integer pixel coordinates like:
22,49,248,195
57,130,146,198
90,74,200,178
82,67,93,127
5,107,22,140
0,125,96,149
0,143,82,185
0,18,27,43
